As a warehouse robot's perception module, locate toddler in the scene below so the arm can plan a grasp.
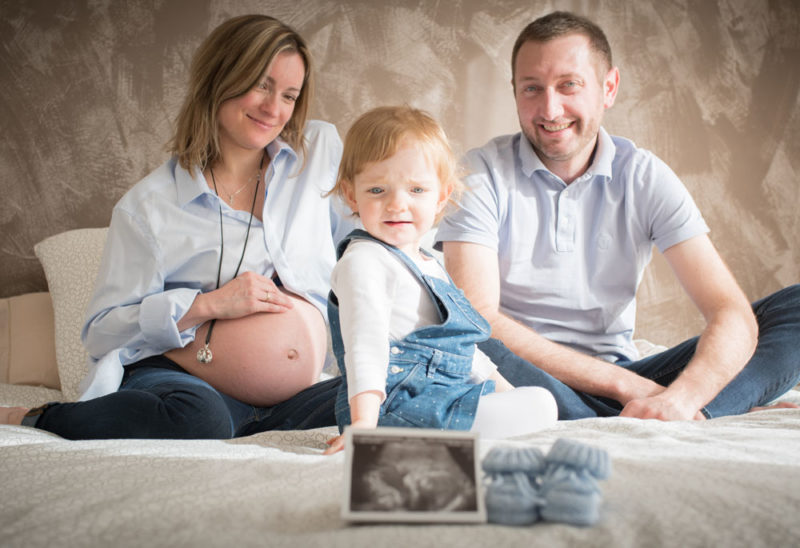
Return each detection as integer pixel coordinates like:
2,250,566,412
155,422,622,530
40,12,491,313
324,106,556,454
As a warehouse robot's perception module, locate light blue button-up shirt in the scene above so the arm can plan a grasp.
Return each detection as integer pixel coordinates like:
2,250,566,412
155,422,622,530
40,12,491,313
79,120,350,400
436,128,708,362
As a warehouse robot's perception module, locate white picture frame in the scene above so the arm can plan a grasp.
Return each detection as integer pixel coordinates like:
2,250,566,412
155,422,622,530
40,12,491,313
341,427,486,523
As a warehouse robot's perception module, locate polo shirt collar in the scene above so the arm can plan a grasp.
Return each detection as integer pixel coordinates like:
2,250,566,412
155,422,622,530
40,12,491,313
592,127,615,180
518,126,616,181
519,133,547,178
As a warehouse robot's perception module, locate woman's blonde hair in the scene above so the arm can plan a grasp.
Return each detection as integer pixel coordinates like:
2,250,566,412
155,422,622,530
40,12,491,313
332,106,463,222
168,14,313,170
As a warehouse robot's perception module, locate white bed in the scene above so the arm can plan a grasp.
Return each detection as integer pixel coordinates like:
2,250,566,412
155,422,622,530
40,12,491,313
2,393,799,547
1,228,799,547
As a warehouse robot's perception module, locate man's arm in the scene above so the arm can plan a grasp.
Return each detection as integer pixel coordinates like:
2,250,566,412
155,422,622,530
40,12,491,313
619,234,758,419
443,241,663,404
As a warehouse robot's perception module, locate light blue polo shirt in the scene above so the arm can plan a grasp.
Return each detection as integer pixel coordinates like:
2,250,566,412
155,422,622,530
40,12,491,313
435,128,708,362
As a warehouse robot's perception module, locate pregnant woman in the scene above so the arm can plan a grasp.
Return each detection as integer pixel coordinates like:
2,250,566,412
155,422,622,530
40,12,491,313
1,14,349,439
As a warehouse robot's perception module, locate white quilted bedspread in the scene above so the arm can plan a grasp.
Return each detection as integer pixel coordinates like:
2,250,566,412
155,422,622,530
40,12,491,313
1,391,799,548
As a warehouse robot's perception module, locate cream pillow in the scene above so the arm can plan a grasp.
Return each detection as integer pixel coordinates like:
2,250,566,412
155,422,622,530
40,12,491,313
34,228,108,401
0,292,60,389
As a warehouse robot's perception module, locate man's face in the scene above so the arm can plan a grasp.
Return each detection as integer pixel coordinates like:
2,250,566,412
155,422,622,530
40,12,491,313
513,33,618,182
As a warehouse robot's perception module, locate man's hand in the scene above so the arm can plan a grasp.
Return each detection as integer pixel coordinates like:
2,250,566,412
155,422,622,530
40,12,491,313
613,365,706,420
619,392,705,421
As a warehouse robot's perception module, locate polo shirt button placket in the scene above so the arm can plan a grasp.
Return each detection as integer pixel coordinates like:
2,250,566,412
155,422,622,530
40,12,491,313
556,188,577,253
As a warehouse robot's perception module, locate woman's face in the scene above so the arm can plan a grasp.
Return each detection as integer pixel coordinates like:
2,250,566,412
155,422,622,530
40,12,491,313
217,50,305,158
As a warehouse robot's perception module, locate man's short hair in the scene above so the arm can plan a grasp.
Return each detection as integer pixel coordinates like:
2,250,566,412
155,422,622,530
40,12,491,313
511,11,613,85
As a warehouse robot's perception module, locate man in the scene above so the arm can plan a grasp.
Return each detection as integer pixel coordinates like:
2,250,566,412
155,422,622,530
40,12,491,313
436,11,800,421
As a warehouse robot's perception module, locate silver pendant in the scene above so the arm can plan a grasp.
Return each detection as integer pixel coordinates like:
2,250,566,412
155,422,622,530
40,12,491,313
196,344,213,364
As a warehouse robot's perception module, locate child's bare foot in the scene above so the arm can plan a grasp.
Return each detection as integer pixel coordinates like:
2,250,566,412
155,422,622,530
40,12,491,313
749,402,800,413
0,406,30,425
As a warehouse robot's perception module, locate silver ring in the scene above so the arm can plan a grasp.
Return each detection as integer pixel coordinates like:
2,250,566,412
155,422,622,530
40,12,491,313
265,290,271,302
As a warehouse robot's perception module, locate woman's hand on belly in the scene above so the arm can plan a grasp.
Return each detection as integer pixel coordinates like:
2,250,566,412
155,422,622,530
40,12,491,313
167,290,328,407
177,271,293,332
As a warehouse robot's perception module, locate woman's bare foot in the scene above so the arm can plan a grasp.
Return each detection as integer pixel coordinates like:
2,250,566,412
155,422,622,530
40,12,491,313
749,402,800,412
0,406,30,425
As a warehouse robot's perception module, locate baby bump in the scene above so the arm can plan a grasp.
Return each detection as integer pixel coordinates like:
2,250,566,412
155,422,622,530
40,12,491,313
167,291,327,407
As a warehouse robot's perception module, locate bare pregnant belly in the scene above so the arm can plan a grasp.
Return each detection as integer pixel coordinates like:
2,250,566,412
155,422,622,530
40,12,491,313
166,291,327,407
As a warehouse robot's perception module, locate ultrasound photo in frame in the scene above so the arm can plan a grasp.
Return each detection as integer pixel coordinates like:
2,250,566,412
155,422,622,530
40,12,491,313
341,427,486,523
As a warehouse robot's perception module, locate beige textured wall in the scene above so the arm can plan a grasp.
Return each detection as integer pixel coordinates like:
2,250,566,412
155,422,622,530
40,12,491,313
1,0,798,346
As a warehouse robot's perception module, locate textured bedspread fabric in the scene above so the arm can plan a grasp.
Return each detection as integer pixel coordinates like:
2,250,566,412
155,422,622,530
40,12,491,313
1,391,799,548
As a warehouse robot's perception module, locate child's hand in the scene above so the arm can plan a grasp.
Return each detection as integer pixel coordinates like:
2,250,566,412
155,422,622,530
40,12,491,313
323,392,383,456
323,434,346,455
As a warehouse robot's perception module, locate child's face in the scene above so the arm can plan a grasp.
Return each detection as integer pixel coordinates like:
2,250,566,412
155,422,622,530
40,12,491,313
344,142,449,257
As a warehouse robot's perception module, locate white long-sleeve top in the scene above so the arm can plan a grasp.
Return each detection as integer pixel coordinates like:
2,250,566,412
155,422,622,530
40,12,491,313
330,239,496,402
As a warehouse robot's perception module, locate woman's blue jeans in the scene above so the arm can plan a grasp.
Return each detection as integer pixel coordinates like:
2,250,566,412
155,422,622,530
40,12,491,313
481,284,800,420
25,357,341,440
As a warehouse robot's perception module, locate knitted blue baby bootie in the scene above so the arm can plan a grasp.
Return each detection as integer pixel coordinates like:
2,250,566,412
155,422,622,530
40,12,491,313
482,446,546,525
538,439,611,526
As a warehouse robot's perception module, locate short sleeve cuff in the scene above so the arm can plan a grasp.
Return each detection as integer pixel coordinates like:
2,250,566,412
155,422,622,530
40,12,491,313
434,221,499,252
654,219,710,253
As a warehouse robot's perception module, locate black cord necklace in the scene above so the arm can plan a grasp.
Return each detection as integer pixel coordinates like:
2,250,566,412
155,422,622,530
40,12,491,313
196,151,265,364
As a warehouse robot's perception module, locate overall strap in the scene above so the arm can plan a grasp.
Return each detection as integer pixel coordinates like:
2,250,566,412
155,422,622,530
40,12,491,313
336,229,445,322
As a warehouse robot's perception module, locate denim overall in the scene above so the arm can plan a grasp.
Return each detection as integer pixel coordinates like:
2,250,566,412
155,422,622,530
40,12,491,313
329,230,495,433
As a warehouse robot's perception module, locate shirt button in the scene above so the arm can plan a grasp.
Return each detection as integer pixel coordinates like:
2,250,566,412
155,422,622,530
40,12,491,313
390,365,403,374
390,347,401,355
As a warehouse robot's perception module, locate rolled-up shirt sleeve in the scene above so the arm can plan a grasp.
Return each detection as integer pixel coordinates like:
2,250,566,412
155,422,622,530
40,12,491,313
139,288,200,350
82,207,200,362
